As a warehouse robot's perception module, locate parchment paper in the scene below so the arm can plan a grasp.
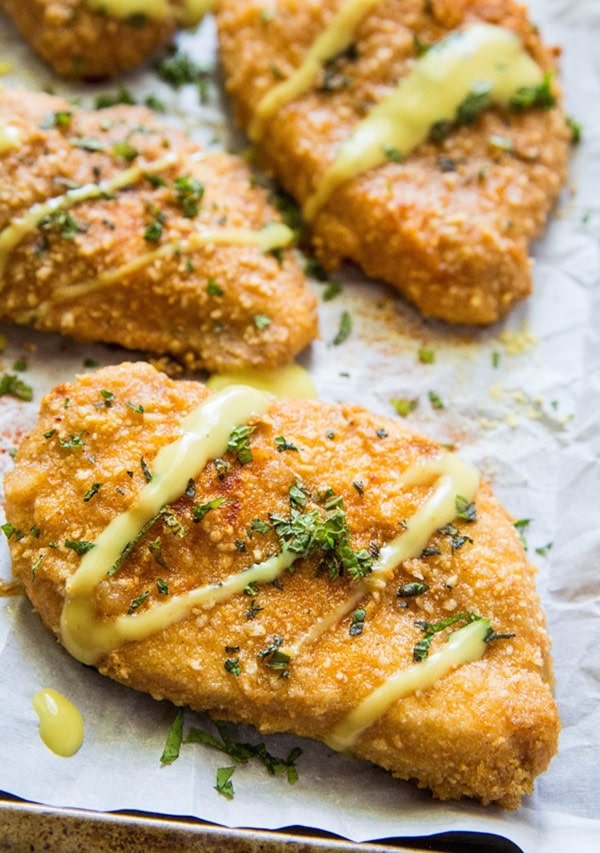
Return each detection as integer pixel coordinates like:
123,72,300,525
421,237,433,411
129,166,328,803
0,2,599,851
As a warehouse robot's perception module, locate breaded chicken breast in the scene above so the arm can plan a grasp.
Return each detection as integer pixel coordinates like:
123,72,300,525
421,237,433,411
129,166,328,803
0,88,317,373
4,361,559,808
0,0,209,79
217,0,571,325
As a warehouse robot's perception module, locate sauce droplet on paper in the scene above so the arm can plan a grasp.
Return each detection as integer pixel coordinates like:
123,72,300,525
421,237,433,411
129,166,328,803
32,688,84,757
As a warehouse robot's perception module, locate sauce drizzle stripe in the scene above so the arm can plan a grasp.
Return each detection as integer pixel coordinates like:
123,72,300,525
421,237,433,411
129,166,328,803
249,0,380,141
304,23,544,220
0,152,179,282
325,618,490,751
61,385,272,664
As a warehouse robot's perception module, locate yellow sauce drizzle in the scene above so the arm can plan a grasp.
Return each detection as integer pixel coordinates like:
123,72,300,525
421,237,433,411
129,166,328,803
304,23,544,220
0,153,179,283
283,453,479,657
32,688,84,757
60,385,273,664
207,362,317,399
16,222,294,323
85,0,211,25
0,125,21,155
249,0,379,141
325,618,490,751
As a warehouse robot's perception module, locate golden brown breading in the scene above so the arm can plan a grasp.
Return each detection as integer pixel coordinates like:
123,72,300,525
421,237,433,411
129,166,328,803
0,88,317,373
0,0,201,79
217,0,571,325
4,361,559,808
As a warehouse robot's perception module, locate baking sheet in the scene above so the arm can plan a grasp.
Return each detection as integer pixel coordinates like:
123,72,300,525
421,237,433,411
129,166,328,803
0,2,599,851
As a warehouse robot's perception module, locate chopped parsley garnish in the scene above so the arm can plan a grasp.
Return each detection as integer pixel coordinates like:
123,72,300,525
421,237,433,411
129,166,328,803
94,87,136,109
65,539,96,556
40,110,72,129
413,611,481,662
455,495,477,523
100,388,115,407
392,397,418,417
215,766,236,799
227,424,255,465
513,518,531,550
352,480,364,496
58,432,85,449
149,540,167,569
156,578,169,595
275,436,298,453
39,209,89,240
254,314,272,330
323,279,342,301
174,175,204,218
428,390,444,410
1,523,24,541
258,635,291,673
349,608,366,636
140,456,153,482
383,144,403,163
332,310,352,345
245,599,263,620
397,582,429,598
156,49,211,90
510,72,556,111
456,81,492,124
214,457,230,480
126,401,145,414
83,482,102,502
193,497,227,523
128,590,150,614
224,658,241,677
418,346,435,364
144,213,165,243
206,277,224,297
160,708,184,765
566,116,582,144
0,373,33,401
535,542,553,557
112,141,139,162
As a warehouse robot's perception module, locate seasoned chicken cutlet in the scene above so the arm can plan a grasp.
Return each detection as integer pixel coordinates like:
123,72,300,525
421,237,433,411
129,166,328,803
4,361,559,808
0,0,209,79
0,89,317,373
217,0,571,325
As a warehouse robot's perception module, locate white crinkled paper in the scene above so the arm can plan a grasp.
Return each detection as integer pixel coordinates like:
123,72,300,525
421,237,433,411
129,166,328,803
0,2,599,851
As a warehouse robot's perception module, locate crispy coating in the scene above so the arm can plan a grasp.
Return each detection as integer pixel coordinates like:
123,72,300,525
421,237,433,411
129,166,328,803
0,89,317,373
5,361,559,808
0,0,186,78
217,0,571,324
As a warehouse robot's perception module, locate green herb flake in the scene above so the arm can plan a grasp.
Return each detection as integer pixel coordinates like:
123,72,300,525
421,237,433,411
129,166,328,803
323,279,342,301
83,482,102,502
535,542,553,557
156,49,210,89
206,276,224,297
112,141,139,162
455,495,477,523
59,432,85,449
40,110,72,129
397,582,429,598
254,314,272,330
39,209,89,240
2,522,24,541
349,608,366,636
12,358,27,372
514,518,531,550
428,390,444,410
224,658,241,677
144,215,165,243
413,611,481,662
566,116,582,144
383,144,403,163
193,497,227,523
456,81,492,124
139,456,153,482
126,401,144,414
94,87,136,109
100,388,115,407
392,397,418,418
156,578,169,594
65,539,96,556
227,424,255,465
128,590,150,614
0,373,33,401
418,347,435,364
275,436,298,453
214,766,236,800
174,175,204,218
160,708,184,765
332,310,352,346
510,72,556,111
